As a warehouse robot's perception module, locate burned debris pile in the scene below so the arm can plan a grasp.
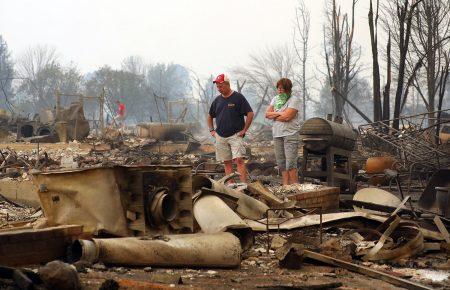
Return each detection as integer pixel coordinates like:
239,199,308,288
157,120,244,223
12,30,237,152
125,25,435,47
0,115,448,290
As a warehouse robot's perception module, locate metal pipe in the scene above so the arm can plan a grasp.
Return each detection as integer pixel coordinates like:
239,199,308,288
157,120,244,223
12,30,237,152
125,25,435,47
147,188,177,226
69,233,242,268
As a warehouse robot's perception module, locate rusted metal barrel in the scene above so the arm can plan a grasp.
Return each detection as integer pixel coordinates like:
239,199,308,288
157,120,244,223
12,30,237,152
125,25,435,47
299,117,357,152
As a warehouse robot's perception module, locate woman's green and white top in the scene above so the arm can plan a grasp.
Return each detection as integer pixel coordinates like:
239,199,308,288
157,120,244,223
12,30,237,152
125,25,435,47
270,94,301,138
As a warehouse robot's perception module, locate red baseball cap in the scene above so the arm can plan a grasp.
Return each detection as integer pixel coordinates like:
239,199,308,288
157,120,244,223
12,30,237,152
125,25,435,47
213,74,230,84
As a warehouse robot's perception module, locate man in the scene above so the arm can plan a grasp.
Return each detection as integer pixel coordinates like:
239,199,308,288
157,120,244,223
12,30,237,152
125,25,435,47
114,100,126,129
207,74,254,183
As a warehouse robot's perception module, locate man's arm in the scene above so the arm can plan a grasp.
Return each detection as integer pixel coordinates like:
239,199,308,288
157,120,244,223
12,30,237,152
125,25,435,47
238,111,254,137
207,114,216,137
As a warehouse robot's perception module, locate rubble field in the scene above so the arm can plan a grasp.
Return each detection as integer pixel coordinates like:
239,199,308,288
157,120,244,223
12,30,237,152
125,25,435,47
0,125,449,290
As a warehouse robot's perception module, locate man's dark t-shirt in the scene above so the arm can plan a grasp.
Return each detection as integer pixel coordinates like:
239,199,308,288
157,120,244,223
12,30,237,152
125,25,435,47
209,91,253,137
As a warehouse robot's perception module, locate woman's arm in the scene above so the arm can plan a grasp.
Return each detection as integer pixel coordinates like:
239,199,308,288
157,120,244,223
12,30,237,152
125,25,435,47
274,108,298,122
265,105,281,119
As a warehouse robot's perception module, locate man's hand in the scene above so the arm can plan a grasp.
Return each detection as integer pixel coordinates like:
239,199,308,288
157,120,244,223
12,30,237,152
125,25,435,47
210,130,216,137
237,129,246,137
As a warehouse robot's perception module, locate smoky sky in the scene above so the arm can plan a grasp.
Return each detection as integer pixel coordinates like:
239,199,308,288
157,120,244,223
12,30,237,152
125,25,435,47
0,0,372,79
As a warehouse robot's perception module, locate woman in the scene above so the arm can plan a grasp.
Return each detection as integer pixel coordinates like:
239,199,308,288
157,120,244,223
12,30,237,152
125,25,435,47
265,78,301,185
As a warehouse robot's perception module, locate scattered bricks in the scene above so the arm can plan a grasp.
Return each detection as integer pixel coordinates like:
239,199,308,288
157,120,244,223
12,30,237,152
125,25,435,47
288,186,340,210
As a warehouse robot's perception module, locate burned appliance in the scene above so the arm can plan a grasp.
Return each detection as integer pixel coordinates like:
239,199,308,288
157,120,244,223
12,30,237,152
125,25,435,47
33,165,193,237
299,116,357,193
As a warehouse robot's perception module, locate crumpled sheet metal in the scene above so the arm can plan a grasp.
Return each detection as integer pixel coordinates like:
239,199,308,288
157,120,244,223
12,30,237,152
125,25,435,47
73,232,242,268
245,212,386,231
194,195,250,233
363,221,424,261
363,216,401,260
192,175,269,220
245,207,444,242
353,188,403,215
193,194,253,250
35,167,129,236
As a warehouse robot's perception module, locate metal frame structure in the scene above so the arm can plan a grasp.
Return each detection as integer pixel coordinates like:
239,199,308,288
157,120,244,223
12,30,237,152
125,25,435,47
300,146,354,193
358,109,450,170
55,89,105,136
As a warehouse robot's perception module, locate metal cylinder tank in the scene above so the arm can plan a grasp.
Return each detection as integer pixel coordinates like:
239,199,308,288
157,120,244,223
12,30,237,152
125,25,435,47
69,233,242,268
299,117,357,152
137,123,187,141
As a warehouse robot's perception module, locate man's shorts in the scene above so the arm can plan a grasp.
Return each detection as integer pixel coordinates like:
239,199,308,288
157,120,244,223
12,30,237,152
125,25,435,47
215,133,246,162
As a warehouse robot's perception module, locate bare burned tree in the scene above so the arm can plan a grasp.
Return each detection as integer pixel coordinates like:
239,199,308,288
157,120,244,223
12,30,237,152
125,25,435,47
383,32,392,122
380,0,423,129
293,0,310,120
409,0,450,130
17,45,58,85
323,0,360,118
236,80,246,94
435,52,450,142
0,36,14,112
121,55,148,76
16,45,84,112
233,45,298,120
17,45,58,109
191,72,216,117
369,0,383,122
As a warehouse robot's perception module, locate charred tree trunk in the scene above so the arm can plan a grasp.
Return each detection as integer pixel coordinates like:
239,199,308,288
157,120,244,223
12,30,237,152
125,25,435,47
236,80,246,94
302,48,307,120
383,32,392,122
425,4,437,128
293,0,310,121
436,55,450,143
393,0,421,130
326,0,357,119
332,0,344,117
369,0,382,122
